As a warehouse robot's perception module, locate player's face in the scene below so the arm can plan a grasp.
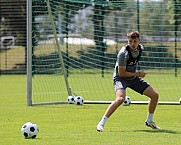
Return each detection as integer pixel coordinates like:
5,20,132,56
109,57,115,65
128,37,140,51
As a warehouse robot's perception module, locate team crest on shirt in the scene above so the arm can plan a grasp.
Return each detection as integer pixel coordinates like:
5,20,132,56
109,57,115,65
128,60,138,65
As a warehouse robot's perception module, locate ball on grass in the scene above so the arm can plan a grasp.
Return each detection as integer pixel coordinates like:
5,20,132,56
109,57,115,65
123,96,131,106
67,96,75,104
21,122,39,139
74,96,84,105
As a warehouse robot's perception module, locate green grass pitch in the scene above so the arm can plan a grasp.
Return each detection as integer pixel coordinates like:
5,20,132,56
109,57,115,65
0,75,181,145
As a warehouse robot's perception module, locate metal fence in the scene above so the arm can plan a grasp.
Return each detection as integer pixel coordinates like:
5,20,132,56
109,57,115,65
0,0,26,74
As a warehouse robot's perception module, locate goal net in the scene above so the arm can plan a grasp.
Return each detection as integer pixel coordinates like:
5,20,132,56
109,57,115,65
27,0,181,106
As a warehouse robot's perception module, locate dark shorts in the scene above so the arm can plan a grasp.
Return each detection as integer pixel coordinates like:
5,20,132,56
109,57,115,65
113,76,150,95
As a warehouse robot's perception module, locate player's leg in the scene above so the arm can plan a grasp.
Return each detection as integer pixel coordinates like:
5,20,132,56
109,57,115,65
105,89,126,117
97,78,128,132
143,86,159,114
143,86,160,129
129,77,160,129
97,89,126,132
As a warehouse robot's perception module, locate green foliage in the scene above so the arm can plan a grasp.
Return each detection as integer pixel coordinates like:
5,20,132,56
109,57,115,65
0,75,181,145
167,0,181,24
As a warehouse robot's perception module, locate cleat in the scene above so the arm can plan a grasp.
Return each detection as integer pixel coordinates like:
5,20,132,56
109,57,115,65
97,123,104,132
145,121,160,130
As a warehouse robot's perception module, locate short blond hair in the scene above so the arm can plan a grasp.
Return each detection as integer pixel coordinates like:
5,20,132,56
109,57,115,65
127,31,140,39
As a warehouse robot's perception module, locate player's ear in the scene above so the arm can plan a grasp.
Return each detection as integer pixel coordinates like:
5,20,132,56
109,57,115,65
138,38,140,43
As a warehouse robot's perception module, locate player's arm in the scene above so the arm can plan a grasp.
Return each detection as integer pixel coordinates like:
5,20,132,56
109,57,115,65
118,66,146,78
118,66,140,77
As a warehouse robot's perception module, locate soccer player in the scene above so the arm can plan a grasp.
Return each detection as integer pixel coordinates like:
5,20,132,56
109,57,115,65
96,31,160,132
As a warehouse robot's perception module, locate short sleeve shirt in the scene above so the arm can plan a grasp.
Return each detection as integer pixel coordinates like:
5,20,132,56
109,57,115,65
113,44,144,80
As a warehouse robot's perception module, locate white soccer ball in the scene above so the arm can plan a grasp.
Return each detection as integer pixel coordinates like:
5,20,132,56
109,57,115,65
74,96,84,105
67,96,75,104
21,122,39,139
123,96,131,106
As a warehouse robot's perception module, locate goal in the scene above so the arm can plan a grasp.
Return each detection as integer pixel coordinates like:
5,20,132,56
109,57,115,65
27,0,181,106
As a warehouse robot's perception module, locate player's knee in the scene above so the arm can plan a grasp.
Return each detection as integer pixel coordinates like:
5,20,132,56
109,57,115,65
115,90,125,105
155,92,159,100
150,92,159,101
115,97,124,105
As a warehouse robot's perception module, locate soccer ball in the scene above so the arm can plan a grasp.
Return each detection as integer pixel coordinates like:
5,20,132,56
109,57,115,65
123,96,131,106
67,96,75,104
21,122,39,139
74,96,84,105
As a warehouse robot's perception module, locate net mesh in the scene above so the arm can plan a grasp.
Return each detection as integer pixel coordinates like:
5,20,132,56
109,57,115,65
30,0,181,105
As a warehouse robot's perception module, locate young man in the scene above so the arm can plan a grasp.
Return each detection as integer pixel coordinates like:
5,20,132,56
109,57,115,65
96,31,160,132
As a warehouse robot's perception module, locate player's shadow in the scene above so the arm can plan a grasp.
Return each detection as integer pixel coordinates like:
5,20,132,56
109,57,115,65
133,129,180,134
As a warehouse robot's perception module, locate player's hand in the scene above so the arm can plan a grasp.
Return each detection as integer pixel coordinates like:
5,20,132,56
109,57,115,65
139,70,147,78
